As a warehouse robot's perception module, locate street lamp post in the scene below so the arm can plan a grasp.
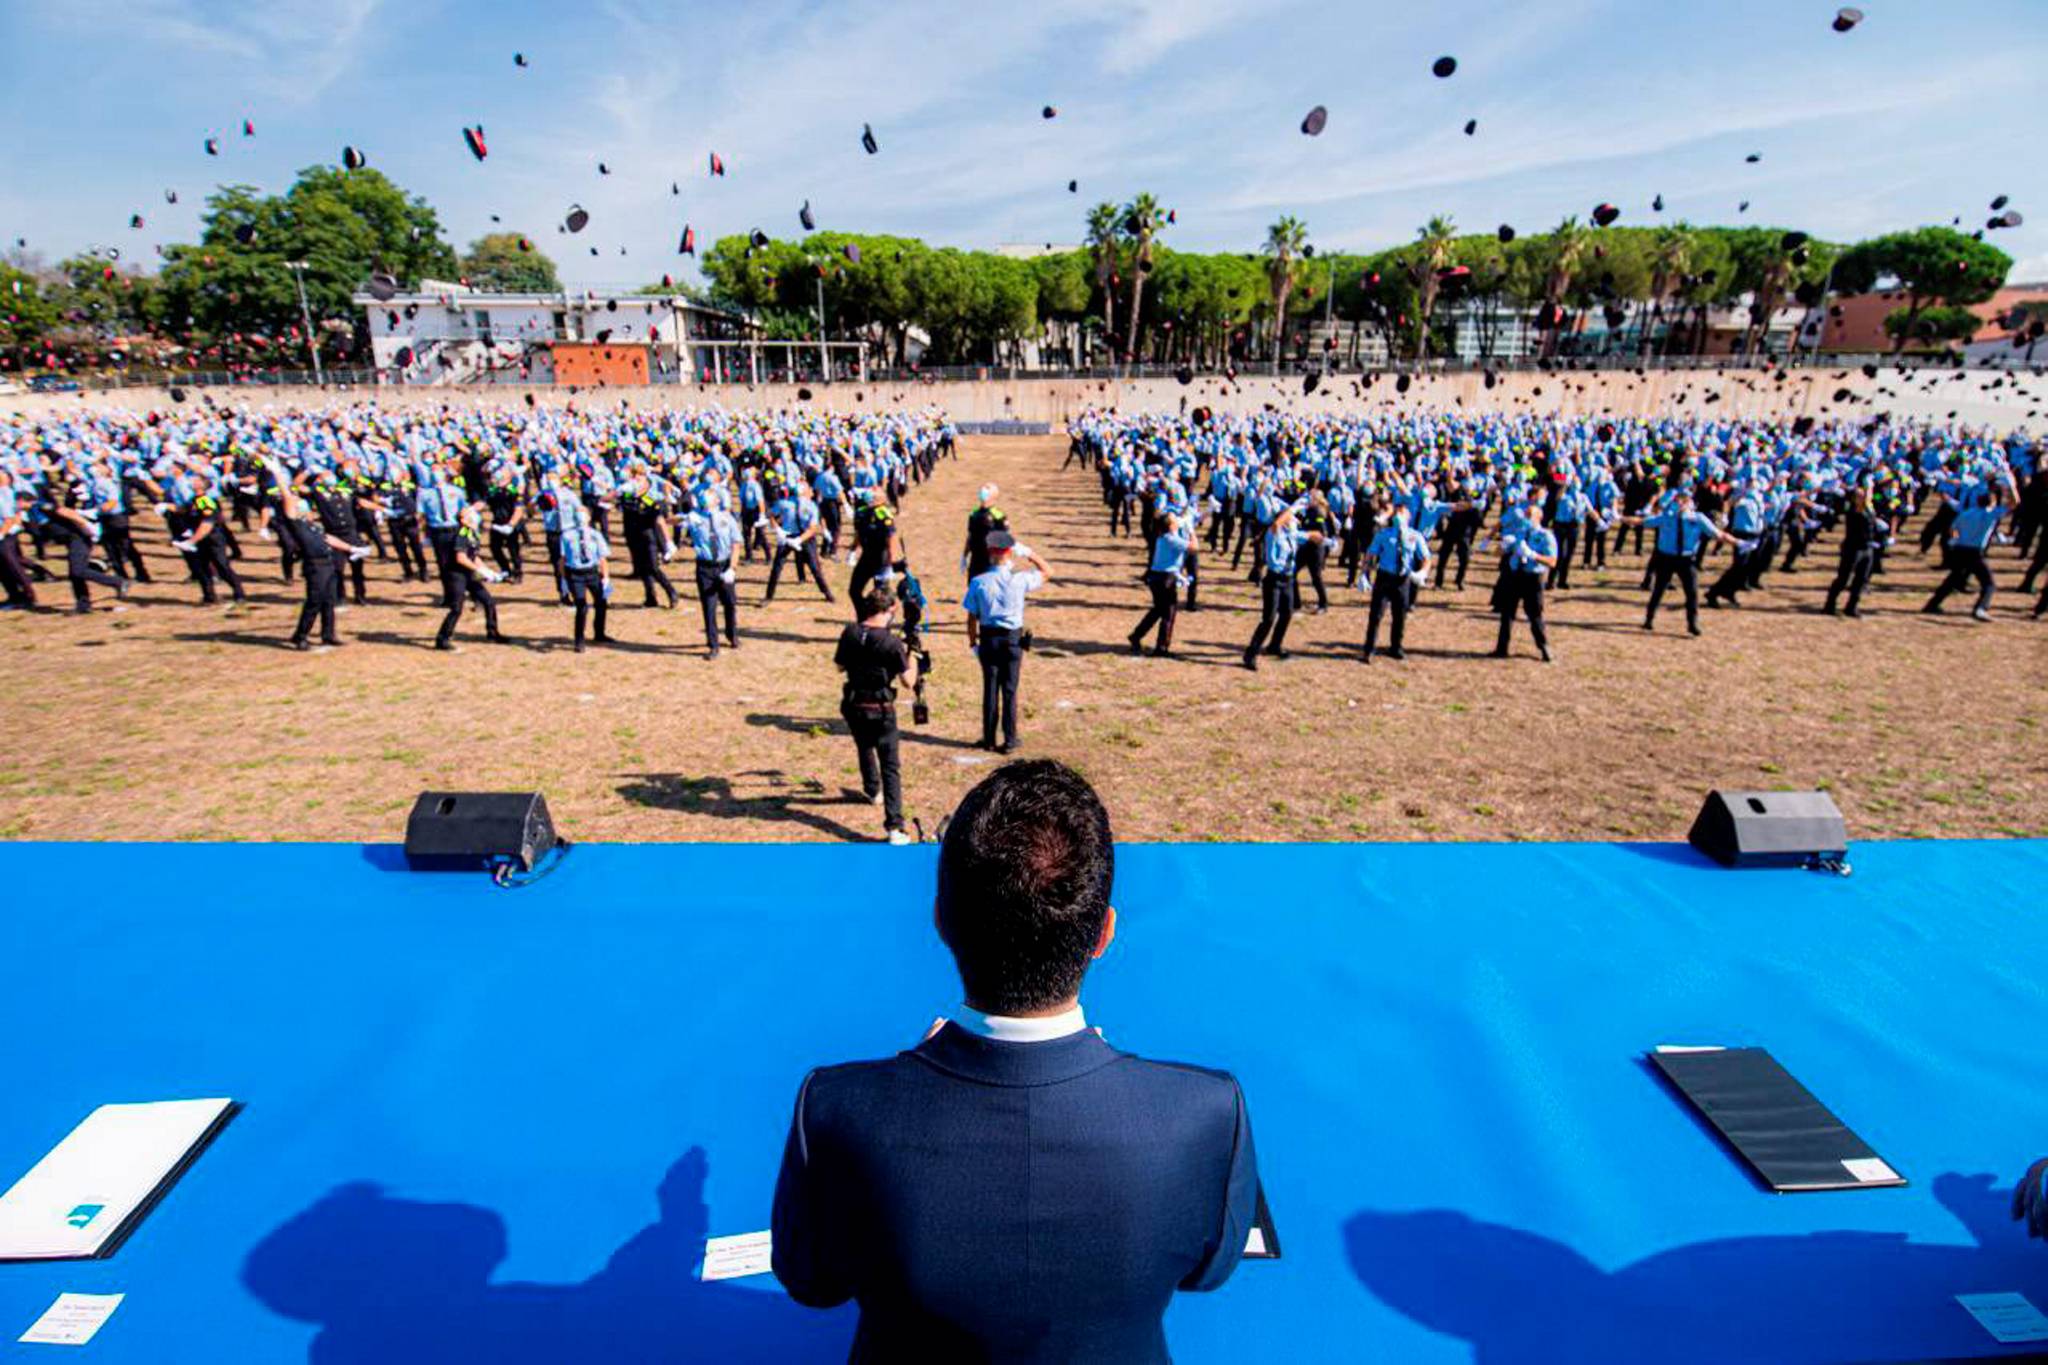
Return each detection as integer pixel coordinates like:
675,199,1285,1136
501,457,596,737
284,260,324,386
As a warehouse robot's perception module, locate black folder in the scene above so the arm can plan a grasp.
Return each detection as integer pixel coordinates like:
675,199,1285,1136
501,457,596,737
1649,1047,1906,1192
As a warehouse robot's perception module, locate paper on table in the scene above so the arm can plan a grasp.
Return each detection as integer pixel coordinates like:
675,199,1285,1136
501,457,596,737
1957,1292,2048,1344
701,1231,773,1281
19,1293,124,1346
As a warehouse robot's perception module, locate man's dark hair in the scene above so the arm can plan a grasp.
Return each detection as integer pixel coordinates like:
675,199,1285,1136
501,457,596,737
936,760,1114,1015
858,582,897,620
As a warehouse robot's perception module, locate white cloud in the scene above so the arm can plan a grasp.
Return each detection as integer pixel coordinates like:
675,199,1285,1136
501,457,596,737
55,0,382,101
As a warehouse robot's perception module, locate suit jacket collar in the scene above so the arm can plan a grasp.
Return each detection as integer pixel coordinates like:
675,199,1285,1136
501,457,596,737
911,1021,1122,1088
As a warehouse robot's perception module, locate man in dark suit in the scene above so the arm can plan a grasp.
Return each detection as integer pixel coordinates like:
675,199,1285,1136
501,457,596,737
772,759,1261,1363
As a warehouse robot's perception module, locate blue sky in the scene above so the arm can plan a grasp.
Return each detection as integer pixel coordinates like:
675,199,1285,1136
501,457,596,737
2,0,2045,289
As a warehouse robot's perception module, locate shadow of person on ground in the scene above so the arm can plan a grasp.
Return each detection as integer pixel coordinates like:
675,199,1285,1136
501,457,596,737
243,1146,851,1363
616,771,871,841
1343,1172,2042,1364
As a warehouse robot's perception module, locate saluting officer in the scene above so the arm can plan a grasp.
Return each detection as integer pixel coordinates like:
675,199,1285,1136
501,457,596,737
1492,504,1557,663
685,489,744,658
962,530,1050,754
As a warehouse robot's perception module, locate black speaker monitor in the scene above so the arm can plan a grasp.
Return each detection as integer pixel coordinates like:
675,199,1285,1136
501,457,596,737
1688,789,1847,870
404,791,558,872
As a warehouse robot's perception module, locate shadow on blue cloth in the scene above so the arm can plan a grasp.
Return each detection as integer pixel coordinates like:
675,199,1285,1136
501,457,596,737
242,1147,850,1363
1344,1173,2044,1364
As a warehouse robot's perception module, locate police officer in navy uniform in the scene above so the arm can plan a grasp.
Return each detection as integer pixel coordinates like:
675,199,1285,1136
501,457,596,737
311,470,372,607
558,518,612,652
168,480,247,607
264,457,355,650
435,502,511,651
1492,504,1557,662
849,500,903,614
45,479,130,614
1821,486,1881,618
686,490,744,658
835,581,919,845
962,530,1050,753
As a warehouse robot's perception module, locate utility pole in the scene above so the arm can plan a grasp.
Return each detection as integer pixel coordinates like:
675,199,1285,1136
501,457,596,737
285,261,324,385
815,265,829,382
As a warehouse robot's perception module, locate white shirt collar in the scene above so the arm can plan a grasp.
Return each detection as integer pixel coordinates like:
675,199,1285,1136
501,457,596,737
952,1002,1087,1044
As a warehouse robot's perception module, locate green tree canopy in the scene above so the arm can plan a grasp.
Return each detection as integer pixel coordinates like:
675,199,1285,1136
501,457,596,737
461,233,560,293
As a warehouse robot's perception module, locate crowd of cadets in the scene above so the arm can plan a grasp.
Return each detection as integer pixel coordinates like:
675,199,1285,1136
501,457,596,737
1072,407,2046,667
0,404,958,653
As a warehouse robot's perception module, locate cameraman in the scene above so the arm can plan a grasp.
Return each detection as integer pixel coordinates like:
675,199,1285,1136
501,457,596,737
836,581,919,846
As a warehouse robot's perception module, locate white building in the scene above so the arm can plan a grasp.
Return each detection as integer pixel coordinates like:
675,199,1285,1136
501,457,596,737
353,281,769,385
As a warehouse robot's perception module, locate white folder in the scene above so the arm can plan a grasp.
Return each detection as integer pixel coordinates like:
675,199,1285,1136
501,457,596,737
0,1099,235,1260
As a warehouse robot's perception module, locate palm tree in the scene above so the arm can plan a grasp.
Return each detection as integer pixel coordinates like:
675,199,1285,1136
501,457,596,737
1538,217,1590,357
1121,193,1163,365
1640,224,1693,357
1739,241,1799,359
1262,215,1309,362
1406,214,1457,361
1084,203,1120,364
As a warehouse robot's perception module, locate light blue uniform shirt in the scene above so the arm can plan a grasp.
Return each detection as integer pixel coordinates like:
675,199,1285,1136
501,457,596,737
1149,525,1191,575
1506,526,1558,574
1647,509,1718,556
962,564,1042,630
1950,504,2005,550
560,525,608,571
687,507,742,560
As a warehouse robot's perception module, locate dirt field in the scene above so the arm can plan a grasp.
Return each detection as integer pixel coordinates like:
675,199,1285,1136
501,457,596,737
1,433,2043,844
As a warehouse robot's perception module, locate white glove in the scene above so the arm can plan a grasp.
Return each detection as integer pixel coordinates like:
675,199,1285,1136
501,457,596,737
171,538,197,554
153,502,172,516
1736,538,1759,555
259,528,275,542
491,523,512,535
1012,542,1034,562
483,567,505,583
661,546,675,562
349,544,372,561
720,568,736,586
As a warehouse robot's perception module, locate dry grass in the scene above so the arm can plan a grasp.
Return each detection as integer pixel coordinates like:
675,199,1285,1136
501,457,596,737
0,434,2042,844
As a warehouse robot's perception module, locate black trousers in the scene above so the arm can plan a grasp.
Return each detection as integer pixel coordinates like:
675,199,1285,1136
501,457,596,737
190,533,245,603
489,527,523,580
1645,551,1701,630
566,569,608,645
1824,548,1872,614
1548,524,1579,589
766,540,832,601
841,698,904,831
1918,500,1956,553
427,527,459,606
292,559,339,644
338,541,368,604
389,517,428,581
847,556,886,613
1244,571,1295,659
1495,570,1548,654
1131,569,1179,652
0,533,36,606
1299,540,1329,609
1709,547,1753,602
1927,546,1993,614
629,524,677,606
695,559,738,651
1434,523,1474,589
976,630,1023,749
2020,534,2048,593
101,514,149,582
1581,524,1608,569
63,535,123,610
436,568,500,645
1363,569,1410,657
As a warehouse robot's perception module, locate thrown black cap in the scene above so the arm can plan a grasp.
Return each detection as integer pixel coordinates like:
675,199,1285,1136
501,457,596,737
1432,55,1456,77
565,204,589,233
1832,7,1863,32
233,223,256,245
843,242,861,264
366,272,397,301
1497,224,1515,243
1463,118,1477,135
463,126,487,161
342,146,366,170
1067,179,1078,192
861,123,878,155
204,137,219,156
515,52,528,66
799,201,816,231
1781,230,1808,251
1303,371,1320,394
1592,203,1619,227
749,228,769,249
1744,152,1761,163
1042,105,1057,119
1301,105,1327,136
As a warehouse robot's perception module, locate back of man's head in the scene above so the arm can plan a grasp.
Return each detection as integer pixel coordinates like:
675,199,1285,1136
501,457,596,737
936,760,1114,1015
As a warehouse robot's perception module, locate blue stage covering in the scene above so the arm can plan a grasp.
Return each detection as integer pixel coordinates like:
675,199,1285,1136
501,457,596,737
3,838,2047,1362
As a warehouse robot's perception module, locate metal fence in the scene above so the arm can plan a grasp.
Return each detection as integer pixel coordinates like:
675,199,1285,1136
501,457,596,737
11,349,2012,397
